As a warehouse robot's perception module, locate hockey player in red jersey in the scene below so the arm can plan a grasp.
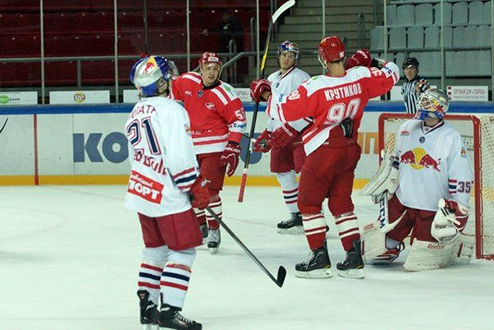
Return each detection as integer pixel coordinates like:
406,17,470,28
251,36,399,279
252,40,311,235
170,52,247,254
126,55,207,329
360,89,474,271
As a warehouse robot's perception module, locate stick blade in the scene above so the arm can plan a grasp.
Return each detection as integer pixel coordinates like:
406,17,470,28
272,0,296,24
276,266,287,288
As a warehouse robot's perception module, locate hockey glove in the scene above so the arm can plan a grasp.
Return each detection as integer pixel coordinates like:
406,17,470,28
431,199,468,244
250,79,271,102
220,141,241,177
253,129,272,153
189,175,210,209
270,123,297,148
345,49,372,70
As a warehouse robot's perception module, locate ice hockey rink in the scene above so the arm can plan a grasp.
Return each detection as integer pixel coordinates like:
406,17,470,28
1,184,493,330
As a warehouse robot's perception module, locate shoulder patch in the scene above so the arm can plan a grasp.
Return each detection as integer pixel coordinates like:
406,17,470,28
460,147,467,158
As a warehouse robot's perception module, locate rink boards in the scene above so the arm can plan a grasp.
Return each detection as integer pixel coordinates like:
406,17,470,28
0,101,492,186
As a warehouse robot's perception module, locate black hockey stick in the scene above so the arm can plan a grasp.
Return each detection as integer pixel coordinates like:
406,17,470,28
238,0,296,203
206,207,287,288
0,118,8,135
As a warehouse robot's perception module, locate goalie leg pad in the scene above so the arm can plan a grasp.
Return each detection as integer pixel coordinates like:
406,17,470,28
403,239,458,271
454,233,474,264
362,221,402,264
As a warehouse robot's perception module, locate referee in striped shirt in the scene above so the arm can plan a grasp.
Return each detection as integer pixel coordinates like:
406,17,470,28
401,57,430,114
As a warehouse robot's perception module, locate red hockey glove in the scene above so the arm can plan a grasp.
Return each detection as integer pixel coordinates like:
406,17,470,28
270,124,297,148
345,49,372,70
253,129,272,153
220,141,241,177
189,175,210,209
250,79,271,102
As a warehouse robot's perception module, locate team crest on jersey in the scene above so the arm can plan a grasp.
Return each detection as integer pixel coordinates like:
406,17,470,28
205,102,215,111
460,147,467,158
400,130,410,136
198,90,203,97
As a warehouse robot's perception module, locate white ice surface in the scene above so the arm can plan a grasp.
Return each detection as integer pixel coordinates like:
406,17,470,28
1,185,493,330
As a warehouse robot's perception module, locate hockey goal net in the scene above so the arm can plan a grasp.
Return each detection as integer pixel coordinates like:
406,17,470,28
378,113,494,260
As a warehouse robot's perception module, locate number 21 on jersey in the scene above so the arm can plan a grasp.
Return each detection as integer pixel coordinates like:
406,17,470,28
126,117,161,155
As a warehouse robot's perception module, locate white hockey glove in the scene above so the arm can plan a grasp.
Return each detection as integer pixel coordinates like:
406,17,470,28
431,199,463,244
360,152,399,204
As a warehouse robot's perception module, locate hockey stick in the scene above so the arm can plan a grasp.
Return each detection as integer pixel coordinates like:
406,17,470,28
0,118,8,135
238,0,296,203
206,207,287,288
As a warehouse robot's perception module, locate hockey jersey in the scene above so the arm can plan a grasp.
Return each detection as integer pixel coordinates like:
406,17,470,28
266,62,400,155
170,72,247,155
394,119,474,211
266,67,312,132
124,96,199,217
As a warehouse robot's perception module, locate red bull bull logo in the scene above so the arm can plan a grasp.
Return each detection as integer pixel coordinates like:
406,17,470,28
400,148,441,172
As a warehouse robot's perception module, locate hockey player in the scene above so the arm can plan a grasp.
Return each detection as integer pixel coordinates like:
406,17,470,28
252,40,311,234
401,57,430,114
250,36,400,279
125,55,207,329
170,52,246,254
361,89,474,271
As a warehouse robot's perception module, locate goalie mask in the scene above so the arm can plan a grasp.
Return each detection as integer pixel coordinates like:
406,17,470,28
414,89,449,120
130,56,175,97
278,40,300,60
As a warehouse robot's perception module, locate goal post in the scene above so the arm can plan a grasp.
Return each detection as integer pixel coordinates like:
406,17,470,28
378,113,494,260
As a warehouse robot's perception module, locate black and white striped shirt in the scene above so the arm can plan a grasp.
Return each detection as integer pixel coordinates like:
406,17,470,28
401,76,430,114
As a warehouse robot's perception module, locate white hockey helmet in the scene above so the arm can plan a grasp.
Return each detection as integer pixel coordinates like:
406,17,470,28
415,88,449,120
130,55,176,97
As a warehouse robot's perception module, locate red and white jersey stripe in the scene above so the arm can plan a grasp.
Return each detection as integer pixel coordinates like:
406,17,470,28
171,72,247,155
266,62,400,155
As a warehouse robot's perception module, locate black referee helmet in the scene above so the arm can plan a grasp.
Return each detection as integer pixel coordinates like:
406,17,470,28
402,57,419,70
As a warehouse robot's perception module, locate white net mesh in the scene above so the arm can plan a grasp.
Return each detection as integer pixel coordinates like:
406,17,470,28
380,114,494,260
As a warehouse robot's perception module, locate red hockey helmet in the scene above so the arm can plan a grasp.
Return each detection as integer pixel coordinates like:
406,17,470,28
318,36,345,65
198,52,222,69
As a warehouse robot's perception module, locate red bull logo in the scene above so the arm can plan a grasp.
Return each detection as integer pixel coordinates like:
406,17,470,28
400,148,441,172
144,62,155,73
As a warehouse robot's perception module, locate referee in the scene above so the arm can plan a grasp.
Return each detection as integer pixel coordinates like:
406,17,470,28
401,57,430,114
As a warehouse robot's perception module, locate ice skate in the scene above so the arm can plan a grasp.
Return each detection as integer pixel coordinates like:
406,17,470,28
277,212,304,235
337,240,365,279
295,246,333,278
159,304,202,329
137,290,159,330
207,228,221,254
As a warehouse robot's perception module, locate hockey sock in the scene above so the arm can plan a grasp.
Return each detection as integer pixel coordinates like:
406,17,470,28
160,249,196,309
138,263,163,305
206,197,221,230
276,171,299,214
193,208,206,226
335,212,360,251
302,213,327,250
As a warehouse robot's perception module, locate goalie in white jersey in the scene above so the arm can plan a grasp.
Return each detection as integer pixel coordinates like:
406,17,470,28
252,40,311,234
125,55,207,329
361,89,474,271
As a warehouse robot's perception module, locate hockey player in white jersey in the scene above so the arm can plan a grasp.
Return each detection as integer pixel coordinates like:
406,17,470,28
125,55,207,329
251,40,311,234
361,89,474,271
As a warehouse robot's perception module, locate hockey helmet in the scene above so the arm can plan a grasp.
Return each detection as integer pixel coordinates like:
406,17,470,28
278,40,300,59
198,52,222,70
402,57,419,70
318,36,345,67
130,55,174,97
415,89,449,120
